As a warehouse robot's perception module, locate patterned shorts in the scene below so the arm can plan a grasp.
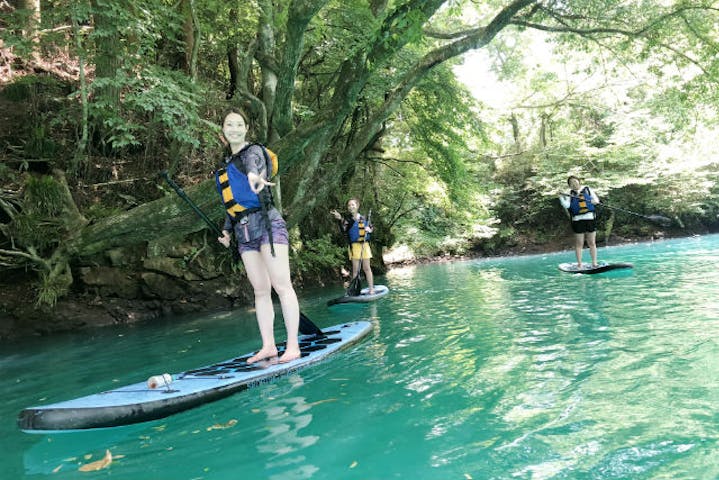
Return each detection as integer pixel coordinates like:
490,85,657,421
238,217,289,254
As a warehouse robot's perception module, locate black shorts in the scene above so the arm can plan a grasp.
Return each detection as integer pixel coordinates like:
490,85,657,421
571,219,596,234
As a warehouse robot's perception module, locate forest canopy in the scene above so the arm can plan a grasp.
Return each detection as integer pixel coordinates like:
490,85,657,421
1,0,719,313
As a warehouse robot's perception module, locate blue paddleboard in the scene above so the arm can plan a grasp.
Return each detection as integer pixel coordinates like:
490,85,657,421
18,321,372,433
558,262,633,274
327,285,390,306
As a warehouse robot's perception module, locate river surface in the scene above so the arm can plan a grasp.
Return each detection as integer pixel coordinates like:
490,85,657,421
2,235,719,479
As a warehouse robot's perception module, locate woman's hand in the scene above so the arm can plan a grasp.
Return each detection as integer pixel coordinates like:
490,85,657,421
330,209,342,220
365,225,374,233
247,172,275,194
218,230,231,248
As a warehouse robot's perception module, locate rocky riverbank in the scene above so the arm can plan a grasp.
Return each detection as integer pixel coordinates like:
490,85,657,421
0,230,680,341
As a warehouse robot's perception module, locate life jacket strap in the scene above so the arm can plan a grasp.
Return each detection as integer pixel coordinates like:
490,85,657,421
228,207,262,222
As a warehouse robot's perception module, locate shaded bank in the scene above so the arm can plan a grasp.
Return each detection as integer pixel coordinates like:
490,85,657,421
0,229,682,341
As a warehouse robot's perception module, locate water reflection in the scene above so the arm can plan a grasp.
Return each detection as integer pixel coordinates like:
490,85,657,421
255,377,320,480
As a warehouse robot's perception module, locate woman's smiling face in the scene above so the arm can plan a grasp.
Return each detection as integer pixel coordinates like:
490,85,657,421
222,112,247,145
568,176,581,191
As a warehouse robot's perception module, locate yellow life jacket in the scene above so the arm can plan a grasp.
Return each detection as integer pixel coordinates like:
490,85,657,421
215,144,278,219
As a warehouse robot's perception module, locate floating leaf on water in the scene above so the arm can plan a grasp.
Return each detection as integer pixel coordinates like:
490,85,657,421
308,398,338,407
78,450,112,472
83,454,92,460
207,419,238,431
464,474,473,480
251,408,261,414
153,425,167,432
350,461,358,468
52,464,63,473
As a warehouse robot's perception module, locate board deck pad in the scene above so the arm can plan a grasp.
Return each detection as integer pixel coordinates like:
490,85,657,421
327,285,390,306
18,321,372,433
558,262,634,274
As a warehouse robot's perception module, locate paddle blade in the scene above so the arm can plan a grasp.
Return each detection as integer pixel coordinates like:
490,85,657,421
346,275,361,297
299,312,324,337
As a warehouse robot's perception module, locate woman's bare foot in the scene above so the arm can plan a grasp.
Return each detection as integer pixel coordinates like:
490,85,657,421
247,346,278,364
278,347,301,364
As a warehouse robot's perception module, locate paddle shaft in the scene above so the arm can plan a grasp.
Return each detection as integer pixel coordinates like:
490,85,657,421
562,193,670,224
161,171,224,237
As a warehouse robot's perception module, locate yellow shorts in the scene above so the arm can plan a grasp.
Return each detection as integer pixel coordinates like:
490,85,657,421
348,242,372,260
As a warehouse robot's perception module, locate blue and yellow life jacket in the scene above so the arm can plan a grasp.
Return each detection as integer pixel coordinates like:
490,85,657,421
348,216,370,243
568,187,595,216
215,144,278,220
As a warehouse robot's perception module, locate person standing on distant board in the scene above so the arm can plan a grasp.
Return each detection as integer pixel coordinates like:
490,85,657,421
559,175,600,268
330,198,375,294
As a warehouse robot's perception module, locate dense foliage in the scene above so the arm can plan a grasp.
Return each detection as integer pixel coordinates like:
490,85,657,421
1,0,719,312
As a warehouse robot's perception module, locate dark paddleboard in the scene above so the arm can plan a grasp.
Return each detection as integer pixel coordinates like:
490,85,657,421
558,262,633,274
18,321,372,433
327,285,390,306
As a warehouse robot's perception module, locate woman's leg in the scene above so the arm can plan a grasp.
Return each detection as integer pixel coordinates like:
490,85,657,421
241,250,278,363
350,258,360,279
586,231,598,266
260,243,300,363
361,257,374,293
574,233,585,267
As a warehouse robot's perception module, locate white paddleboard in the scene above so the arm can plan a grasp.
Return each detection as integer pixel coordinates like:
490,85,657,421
18,321,372,432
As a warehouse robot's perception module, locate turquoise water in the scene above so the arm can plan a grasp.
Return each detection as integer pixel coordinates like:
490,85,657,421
2,235,719,479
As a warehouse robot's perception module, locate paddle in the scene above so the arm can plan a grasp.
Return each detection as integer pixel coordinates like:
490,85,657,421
160,171,324,337
345,209,371,297
561,193,672,227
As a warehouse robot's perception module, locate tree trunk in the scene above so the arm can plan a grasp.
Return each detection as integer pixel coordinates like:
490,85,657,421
180,0,199,80
71,8,89,174
18,0,40,58
279,0,534,226
226,42,238,99
68,179,221,258
91,0,120,106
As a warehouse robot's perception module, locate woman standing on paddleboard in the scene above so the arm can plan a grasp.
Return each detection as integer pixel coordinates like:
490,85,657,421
216,108,300,364
559,175,600,268
331,198,375,294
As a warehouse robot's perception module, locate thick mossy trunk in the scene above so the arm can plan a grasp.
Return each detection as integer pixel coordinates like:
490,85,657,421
69,179,221,258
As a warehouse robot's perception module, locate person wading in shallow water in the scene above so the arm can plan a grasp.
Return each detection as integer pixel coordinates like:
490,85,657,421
331,198,375,294
216,108,300,364
559,175,600,268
